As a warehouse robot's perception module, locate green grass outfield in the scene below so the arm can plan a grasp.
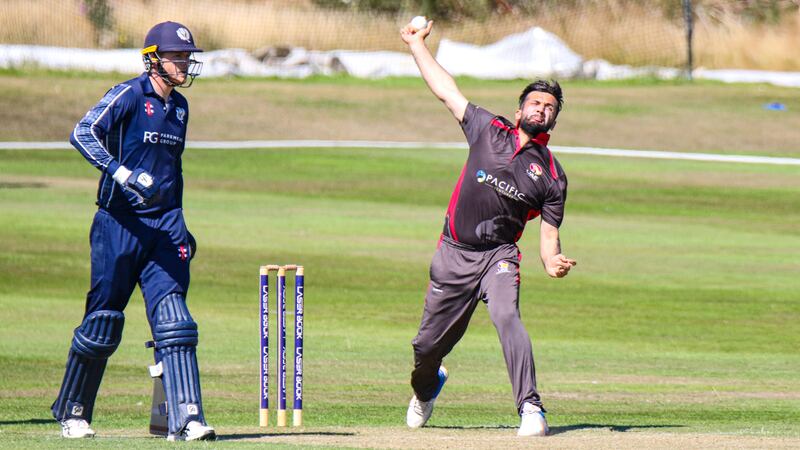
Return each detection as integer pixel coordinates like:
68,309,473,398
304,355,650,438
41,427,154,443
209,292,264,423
0,146,798,448
3,70,800,158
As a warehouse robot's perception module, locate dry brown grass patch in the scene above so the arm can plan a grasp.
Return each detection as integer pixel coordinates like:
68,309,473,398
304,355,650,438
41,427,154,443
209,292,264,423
2,1,799,70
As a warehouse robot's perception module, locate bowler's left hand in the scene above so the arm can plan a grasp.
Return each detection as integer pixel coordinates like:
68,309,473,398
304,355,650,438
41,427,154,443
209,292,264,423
546,254,576,278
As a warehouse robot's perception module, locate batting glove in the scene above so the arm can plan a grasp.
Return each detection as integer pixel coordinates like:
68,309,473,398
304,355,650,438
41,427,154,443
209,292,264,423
112,165,161,206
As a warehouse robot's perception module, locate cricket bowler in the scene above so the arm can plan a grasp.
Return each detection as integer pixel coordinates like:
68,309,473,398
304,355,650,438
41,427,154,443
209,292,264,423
51,21,215,441
401,19,576,437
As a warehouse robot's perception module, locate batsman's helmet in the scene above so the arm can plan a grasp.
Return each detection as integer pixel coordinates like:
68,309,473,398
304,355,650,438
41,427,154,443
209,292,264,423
143,21,203,54
142,21,203,88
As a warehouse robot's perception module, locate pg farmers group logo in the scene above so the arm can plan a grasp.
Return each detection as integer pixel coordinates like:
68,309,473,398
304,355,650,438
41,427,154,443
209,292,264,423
476,169,526,201
143,131,184,145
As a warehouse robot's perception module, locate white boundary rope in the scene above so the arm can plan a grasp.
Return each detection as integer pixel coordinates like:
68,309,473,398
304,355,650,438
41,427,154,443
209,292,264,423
1,140,798,166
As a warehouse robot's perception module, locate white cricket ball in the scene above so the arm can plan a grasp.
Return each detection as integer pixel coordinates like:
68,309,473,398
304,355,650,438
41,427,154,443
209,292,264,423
410,16,428,32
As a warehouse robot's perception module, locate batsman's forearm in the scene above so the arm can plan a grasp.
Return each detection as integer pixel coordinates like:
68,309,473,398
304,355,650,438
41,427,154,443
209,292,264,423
70,120,115,172
70,84,133,175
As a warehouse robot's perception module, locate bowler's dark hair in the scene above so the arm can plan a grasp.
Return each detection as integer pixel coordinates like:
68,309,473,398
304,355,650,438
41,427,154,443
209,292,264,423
518,80,563,114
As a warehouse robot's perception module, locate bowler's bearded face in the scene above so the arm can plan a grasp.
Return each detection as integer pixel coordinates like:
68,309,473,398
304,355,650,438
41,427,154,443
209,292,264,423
517,91,558,136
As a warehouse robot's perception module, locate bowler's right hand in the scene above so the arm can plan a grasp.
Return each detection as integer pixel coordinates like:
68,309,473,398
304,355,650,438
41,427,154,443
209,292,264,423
400,19,433,45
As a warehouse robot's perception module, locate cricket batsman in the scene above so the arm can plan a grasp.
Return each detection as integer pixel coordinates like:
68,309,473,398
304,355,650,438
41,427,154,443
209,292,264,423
400,20,576,436
51,21,215,441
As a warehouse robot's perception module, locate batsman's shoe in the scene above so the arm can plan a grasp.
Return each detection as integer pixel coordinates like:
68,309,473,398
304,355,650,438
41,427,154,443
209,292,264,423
60,419,95,439
166,421,216,442
517,402,548,437
406,366,448,428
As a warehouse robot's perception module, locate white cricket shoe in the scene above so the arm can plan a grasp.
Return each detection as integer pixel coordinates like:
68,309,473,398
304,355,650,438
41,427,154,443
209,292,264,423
406,395,434,428
517,402,548,437
60,418,95,438
167,421,216,441
406,366,448,428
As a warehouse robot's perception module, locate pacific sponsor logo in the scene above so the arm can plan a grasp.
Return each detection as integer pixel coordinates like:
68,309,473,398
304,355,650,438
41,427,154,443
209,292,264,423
527,163,543,181
71,405,84,416
476,169,526,201
187,404,199,415
143,131,184,145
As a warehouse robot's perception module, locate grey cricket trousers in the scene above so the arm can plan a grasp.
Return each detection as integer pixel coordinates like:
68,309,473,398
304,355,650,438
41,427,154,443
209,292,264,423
410,236,543,414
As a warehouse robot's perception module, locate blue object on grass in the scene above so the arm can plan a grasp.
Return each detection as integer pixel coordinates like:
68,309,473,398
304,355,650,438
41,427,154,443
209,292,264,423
763,102,787,111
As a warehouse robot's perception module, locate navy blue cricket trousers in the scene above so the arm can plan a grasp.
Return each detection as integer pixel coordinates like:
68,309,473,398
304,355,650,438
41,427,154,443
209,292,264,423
84,207,193,326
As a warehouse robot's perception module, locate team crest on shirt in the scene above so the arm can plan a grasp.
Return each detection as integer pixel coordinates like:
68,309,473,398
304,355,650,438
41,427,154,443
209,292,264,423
175,107,186,124
144,101,154,117
496,261,511,274
527,163,543,181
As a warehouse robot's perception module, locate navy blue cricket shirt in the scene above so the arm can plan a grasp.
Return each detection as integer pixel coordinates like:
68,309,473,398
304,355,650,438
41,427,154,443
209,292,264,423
70,72,190,215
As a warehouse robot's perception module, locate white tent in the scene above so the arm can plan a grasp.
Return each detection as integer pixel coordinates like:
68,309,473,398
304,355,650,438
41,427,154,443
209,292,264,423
2,26,799,87
435,27,584,79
